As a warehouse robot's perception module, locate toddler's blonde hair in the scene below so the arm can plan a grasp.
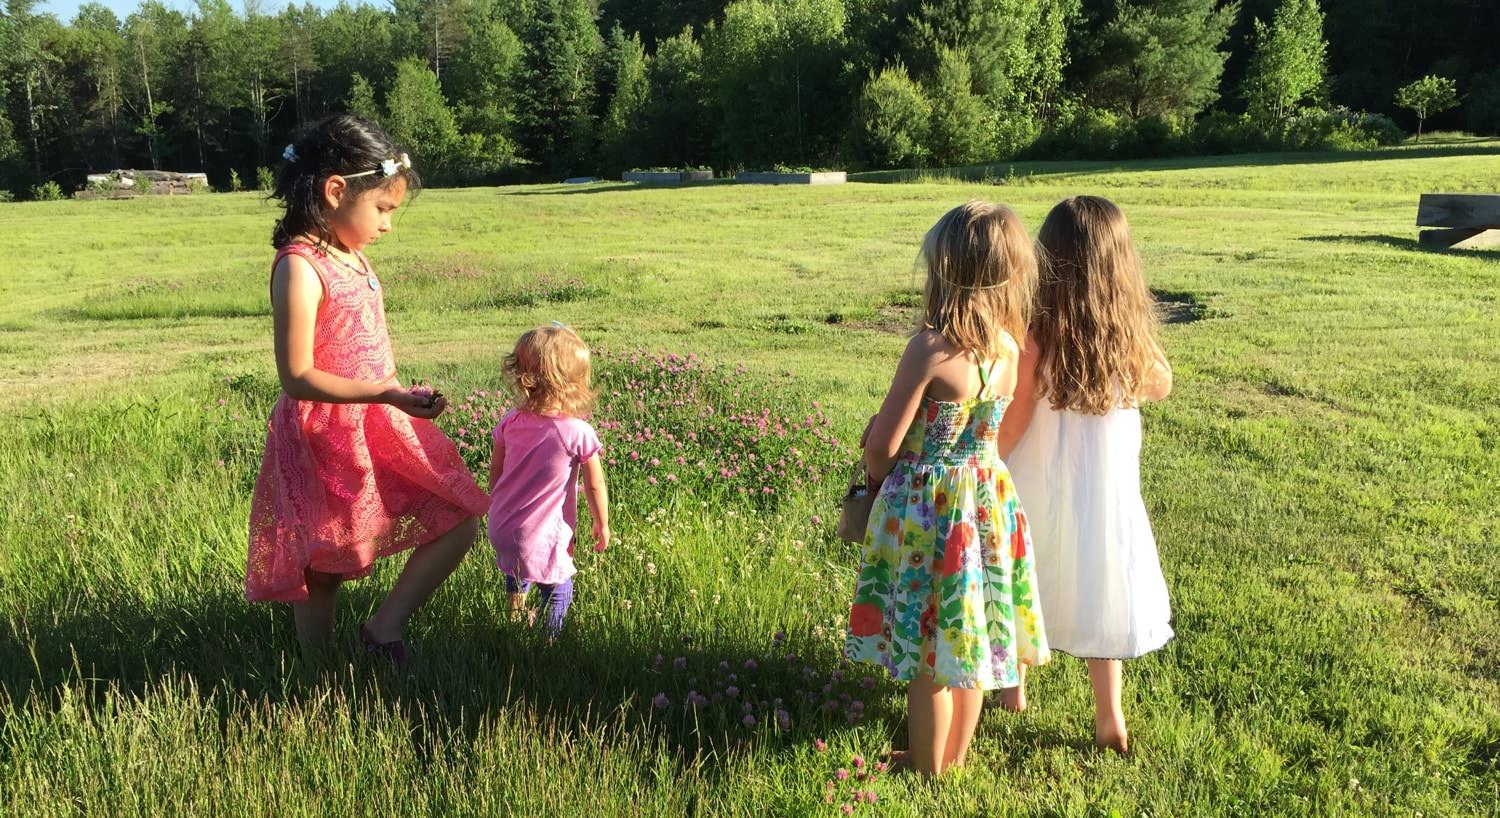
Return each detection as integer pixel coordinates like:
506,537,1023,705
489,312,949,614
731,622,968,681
505,325,596,418
919,201,1038,361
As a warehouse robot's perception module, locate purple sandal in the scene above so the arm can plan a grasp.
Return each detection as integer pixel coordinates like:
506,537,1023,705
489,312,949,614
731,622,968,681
360,624,412,671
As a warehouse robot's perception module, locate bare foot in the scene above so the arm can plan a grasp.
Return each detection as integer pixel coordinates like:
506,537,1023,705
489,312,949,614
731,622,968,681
880,749,912,774
1094,715,1129,753
997,684,1027,713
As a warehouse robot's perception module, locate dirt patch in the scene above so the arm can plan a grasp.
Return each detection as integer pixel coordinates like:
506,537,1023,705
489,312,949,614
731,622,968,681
1152,289,1210,324
838,305,916,334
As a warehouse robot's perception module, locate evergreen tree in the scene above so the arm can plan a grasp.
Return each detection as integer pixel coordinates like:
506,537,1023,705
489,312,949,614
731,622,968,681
347,72,381,123
926,46,989,166
598,24,649,171
906,0,1074,109
857,62,929,167
385,56,460,172
515,0,600,174
641,25,710,167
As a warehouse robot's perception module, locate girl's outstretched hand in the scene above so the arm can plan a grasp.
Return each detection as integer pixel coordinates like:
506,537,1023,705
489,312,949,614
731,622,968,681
385,385,448,419
593,521,611,553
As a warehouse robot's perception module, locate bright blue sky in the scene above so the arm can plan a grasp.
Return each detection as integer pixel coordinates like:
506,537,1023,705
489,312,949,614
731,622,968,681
38,0,371,24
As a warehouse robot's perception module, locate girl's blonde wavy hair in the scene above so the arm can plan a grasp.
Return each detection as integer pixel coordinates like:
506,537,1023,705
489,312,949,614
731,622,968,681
1034,196,1159,414
919,201,1037,361
504,325,596,418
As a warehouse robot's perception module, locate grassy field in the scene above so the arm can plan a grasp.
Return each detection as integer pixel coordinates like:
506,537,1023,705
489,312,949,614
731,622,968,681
1,141,1497,816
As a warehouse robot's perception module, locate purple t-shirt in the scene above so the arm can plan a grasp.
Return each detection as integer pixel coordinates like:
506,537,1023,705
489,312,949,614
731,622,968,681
486,409,602,584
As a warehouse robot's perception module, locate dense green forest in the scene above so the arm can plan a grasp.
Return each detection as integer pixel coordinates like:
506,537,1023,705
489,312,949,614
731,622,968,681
1,0,1496,195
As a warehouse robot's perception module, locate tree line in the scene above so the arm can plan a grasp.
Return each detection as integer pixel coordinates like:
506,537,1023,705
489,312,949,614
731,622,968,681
1,0,1496,197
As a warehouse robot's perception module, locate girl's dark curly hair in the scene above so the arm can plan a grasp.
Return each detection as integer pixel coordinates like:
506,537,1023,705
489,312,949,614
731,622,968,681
269,113,420,248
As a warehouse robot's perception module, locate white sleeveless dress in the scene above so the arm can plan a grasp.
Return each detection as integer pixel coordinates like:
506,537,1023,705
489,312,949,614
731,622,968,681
1006,402,1173,659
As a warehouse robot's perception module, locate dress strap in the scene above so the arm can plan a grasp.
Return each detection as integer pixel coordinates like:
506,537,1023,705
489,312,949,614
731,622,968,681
975,356,999,400
271,242,331,300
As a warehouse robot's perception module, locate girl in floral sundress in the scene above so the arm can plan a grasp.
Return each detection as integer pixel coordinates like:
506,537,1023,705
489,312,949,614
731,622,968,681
845,201,1049,776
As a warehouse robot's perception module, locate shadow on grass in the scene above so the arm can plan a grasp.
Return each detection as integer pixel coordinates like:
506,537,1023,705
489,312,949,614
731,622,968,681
851,140,1500,184
1301,234,1500,259
0,581,911,774
507,179,737,196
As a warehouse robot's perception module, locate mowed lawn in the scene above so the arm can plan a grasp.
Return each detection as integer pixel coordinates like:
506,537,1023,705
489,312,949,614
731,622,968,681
0,143,1497,816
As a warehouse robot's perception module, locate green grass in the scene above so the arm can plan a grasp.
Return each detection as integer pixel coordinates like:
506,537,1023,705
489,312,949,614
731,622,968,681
1,141,1498,816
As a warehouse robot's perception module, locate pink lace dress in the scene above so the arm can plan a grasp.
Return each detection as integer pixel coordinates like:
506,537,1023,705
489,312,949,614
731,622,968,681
245,242,489,603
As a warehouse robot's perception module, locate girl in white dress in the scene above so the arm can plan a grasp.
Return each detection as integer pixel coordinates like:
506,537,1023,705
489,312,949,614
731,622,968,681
996,196,1174,753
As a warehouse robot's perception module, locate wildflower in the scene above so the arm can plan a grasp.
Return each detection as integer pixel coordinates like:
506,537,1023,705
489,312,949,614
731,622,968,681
673,656,687,671
646,562,657,576
814,738,828,752
835,769,849,781
652,693,669,709
852,755,865,769
744,659,758,671
725,686,739,698
841,806,853,816
776,710,791,730
742,714,756,727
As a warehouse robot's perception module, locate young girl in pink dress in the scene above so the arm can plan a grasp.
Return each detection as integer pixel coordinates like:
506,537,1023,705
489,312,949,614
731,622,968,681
487,325,611,637
245,114,489,666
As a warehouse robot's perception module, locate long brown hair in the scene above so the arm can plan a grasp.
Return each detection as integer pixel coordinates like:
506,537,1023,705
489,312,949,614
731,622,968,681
504,325,596,418
918,201,1037,361
1033,196,1159,414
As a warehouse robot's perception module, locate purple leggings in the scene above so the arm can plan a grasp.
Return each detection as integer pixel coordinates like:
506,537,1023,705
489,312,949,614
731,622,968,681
504,575,575,636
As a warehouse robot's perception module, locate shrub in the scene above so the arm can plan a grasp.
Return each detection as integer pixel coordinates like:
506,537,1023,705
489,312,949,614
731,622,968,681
1190,110,1270,154
132,175,151,195
255,167,274,191
31,181,64,201
857,64,930,169
229,169,242,193
926,47,990,167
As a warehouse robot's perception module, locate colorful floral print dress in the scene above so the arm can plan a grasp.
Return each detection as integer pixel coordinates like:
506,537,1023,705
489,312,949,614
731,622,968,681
845,364,1049,689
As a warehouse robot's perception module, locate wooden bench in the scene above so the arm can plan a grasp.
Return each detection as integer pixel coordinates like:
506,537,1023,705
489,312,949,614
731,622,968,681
1417,193,1500,249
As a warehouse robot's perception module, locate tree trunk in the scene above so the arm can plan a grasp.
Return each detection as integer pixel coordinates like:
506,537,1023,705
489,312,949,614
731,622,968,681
193,56,208,171
24,71,42,179
138,39,160,170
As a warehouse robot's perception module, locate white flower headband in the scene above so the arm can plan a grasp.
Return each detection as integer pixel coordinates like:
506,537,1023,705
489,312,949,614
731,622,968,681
280,145,412,180
344,153,413,180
